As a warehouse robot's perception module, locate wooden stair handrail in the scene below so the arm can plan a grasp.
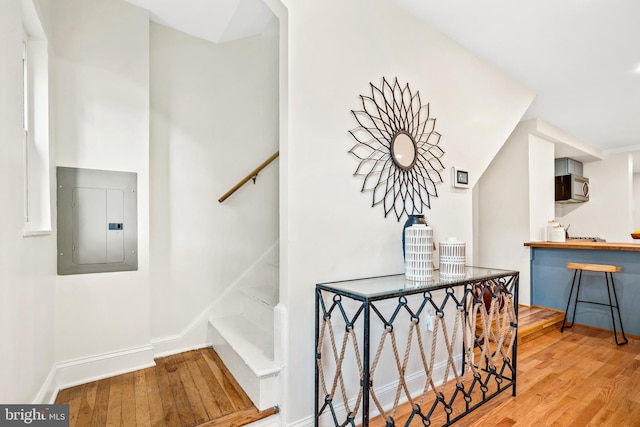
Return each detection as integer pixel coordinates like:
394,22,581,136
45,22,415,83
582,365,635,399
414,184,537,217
218,151,279,203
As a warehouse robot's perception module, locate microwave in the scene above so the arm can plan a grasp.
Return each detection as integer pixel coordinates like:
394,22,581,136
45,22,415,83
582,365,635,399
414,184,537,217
555,174,589,203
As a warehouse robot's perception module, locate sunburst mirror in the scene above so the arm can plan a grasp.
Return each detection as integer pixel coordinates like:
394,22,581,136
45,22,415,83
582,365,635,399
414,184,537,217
348,77,445,221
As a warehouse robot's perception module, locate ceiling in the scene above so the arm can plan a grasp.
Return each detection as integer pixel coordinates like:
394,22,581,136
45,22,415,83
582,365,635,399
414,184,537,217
124,0,274,44
125,0,640,155
393,0,640,156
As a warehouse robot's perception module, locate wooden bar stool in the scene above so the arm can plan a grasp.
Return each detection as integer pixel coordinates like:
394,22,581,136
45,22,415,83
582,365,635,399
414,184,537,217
561,262,628,345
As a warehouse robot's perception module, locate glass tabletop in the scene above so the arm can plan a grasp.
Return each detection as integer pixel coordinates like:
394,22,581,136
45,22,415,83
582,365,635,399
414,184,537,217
316,266,518,300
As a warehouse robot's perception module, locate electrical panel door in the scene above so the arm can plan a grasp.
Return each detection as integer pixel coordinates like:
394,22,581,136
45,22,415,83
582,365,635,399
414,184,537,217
57,167,137,275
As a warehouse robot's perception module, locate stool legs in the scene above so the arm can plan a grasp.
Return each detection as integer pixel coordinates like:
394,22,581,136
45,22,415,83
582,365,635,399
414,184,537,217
605,272,628,346
561,269,628,346
561,269,581,332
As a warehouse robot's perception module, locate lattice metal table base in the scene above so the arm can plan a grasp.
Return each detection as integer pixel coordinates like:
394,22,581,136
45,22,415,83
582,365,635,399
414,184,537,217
315,269,519,426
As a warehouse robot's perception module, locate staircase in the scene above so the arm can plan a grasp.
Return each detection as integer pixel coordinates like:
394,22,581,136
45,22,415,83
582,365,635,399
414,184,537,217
475,305,564,345
208,244,281,411
517,305,565,343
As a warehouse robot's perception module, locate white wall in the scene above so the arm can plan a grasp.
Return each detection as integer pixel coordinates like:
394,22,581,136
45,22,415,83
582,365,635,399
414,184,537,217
0,0,542,416
476,117,635,312
475,127,530,298
0,0,57,403
280,0,534,423
149,21,279,339
633,172,640,229
556,153,633,241
0,0,281,402
529,136,556,242
475,122,555,307
46,0,152,363
0,0,280,400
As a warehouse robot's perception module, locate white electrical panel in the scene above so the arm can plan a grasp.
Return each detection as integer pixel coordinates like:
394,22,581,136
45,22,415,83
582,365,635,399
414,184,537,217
57,167,137,275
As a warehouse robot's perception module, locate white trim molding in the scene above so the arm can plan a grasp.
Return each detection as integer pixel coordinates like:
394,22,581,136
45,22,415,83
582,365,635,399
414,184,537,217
53,345,155,399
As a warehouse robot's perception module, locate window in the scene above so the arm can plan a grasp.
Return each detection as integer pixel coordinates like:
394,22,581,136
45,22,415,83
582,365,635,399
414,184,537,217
22,0,51,236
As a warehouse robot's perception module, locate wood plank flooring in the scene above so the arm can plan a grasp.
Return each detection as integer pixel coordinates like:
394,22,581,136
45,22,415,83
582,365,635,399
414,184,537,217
369,323,640,426
53,307,639,426
55,348,278,427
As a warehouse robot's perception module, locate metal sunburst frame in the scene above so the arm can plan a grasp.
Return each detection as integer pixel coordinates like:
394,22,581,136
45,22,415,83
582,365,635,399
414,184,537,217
349,77,445,221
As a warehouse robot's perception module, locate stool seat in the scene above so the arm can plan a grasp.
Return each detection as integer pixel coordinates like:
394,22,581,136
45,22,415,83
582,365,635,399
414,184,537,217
562,262,628,345
566,262,621,273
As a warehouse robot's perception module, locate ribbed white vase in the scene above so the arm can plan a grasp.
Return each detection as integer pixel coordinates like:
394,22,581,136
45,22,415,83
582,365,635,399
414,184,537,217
439,237,466,277
405,224,433,281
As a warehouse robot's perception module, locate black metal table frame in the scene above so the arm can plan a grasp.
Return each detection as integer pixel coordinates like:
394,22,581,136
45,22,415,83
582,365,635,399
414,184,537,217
315,268,519,426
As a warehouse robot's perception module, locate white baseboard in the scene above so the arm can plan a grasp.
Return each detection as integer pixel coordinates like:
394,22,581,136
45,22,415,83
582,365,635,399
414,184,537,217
55,345,155,393
245,411,281,427
45,334,210,404
41,243,280,403
33,365,58,404
151,312,210,359
287,415,313,427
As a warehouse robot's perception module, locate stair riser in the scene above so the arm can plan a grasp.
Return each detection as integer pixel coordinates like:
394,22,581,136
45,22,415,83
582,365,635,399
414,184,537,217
212,340,278,411
207,243,280,412
264,262,279,288
242,293,275,340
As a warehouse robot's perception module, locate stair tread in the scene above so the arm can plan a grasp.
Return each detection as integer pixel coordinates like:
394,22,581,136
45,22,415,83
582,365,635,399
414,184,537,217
210,315,279,378
242,285,279,307
475,305,564,344
518,305,564,328
517,305,564,343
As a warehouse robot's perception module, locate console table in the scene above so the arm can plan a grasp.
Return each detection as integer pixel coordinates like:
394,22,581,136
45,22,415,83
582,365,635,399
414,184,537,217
315,267,519,426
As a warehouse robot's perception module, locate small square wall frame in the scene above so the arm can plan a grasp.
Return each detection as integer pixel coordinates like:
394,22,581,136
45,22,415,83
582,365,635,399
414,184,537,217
57,167,138,275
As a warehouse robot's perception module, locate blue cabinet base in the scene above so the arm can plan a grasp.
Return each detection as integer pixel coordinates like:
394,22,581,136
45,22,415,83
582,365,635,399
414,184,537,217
530,247,640,337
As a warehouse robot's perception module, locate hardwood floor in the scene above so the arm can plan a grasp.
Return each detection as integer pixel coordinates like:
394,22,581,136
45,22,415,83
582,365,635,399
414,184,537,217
55,348,278,427
370,323,640,426
54,308,640,426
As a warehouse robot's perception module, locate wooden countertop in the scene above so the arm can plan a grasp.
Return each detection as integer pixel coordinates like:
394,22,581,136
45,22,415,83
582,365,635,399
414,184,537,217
524,239,640,252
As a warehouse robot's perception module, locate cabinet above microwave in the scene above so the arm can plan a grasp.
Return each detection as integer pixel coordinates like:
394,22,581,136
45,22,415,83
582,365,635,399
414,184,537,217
555,157,583,177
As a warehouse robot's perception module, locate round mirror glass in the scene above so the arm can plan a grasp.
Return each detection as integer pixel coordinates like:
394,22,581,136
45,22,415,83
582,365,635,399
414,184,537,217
391,132,417,170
